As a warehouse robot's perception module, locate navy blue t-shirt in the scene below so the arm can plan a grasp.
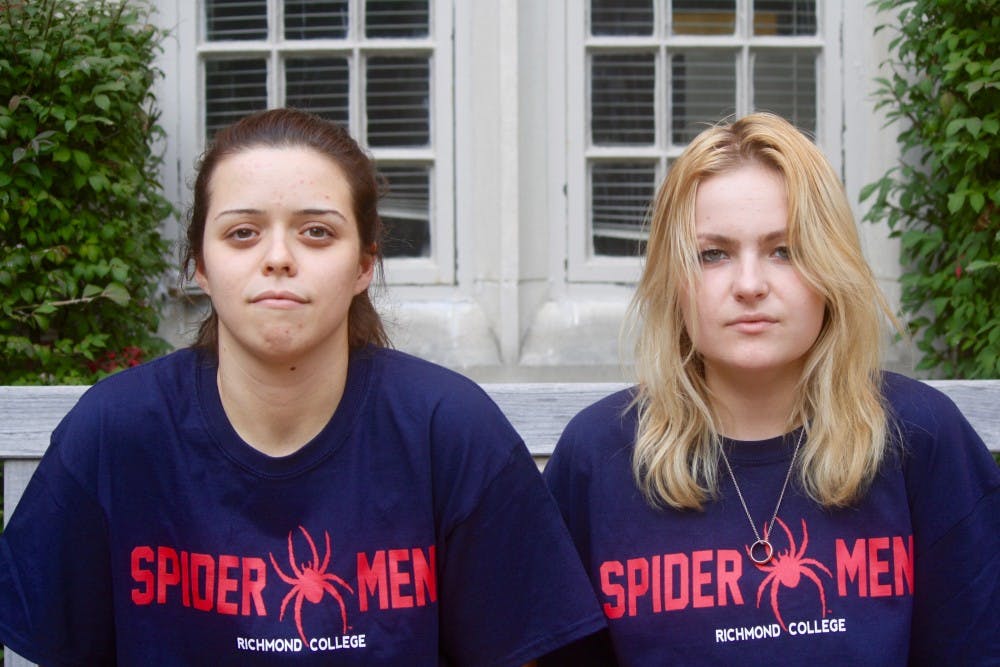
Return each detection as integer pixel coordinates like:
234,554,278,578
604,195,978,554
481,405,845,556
542,373,999,666
0,347,605,665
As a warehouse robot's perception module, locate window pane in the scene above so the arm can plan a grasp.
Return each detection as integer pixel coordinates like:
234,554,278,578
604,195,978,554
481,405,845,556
379,164,431,258
670,50,736,144
365,0,429,38
590,0,653,36
591,53,656,145
672,0,735,35
205,59,268,138
285,0,348,39
205,0,267,40
754,0,817,36
285,57,350,124
366,56,430,147
754,51,816,134
591,161,656,257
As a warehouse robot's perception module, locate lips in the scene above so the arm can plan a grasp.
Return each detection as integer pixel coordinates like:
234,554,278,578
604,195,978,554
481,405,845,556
250,290,308,305
728,313,777,325
727,314,778,333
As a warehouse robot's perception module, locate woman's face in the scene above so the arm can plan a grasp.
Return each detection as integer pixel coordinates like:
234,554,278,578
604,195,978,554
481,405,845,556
683,162,826,388
195,146,373,366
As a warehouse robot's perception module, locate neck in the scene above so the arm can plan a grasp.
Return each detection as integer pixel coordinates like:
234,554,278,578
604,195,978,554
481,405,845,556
706,365,803,440
215,339,352,457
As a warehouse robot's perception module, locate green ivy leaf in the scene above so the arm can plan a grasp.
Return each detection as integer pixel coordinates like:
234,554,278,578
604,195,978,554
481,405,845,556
101,283,131,306
859,179,884,203
26,48,45,67
72,150,91,171
965,260,998,273
945,118,966,136
969,191,985,212
109,258,129,283
87,172,109,192
966,117,983,138
947,191,966,213
20,162,42,179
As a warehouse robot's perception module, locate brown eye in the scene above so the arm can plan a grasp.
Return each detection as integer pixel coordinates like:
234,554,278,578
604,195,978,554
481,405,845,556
228,227,256,241
304,225,333,240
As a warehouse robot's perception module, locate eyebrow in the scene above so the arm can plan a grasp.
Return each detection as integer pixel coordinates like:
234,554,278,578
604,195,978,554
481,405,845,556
214,208,349,223
697,230,787,244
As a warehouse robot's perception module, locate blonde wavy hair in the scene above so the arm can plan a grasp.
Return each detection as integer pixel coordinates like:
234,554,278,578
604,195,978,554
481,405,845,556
629,112,897,510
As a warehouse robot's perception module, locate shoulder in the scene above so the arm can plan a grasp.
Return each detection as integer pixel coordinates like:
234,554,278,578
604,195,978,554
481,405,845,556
880,371,969,435
364,346,510,423
361,344,523,464
546,387,637,482
51,349,204,460
881,376,1000,658
879,370,990,461
880,371,999,518
879,372,995,464
364,346,486,393
71,347,203,413
558,387,637,452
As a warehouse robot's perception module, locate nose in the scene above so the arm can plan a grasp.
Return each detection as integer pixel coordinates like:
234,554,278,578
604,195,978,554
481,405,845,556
732,257,768,301
263,232,297,276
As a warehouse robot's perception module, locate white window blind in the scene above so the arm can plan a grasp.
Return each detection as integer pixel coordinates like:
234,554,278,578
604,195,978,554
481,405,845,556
569,0,823,281
205,0,268,40
198,0,451,279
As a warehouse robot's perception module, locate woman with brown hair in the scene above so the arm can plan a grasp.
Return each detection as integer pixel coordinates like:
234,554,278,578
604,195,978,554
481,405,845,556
0,108,604,665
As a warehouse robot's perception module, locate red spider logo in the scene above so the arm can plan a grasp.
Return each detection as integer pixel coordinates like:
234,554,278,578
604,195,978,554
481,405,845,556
747,517,832,631
269,526,354,643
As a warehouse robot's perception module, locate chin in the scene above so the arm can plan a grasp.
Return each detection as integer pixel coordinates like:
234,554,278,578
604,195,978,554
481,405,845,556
708,354,803,377
263,334,347,362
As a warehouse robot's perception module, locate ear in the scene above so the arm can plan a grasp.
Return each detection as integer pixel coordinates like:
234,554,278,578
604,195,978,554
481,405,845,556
354,249,375,295
193,260,211,296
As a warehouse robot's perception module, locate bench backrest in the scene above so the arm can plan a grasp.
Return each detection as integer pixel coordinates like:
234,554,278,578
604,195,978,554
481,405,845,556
2,380,998,525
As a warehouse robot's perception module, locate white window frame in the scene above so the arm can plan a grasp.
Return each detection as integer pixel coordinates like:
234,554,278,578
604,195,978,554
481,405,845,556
565,0,843,283
175,0,455,286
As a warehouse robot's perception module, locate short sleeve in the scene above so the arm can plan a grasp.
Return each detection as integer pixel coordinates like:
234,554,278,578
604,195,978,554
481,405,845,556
891,379,1000,664
542,390,635,572
542,423,595,572
437,446,606,667
0,438,115,666
540,394,632,667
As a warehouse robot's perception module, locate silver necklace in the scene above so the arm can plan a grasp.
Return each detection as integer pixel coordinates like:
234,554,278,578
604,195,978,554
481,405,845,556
719,429,804,565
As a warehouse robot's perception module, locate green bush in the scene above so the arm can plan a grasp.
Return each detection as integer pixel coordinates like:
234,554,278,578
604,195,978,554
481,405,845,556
0,0,174,384
862,0,999,378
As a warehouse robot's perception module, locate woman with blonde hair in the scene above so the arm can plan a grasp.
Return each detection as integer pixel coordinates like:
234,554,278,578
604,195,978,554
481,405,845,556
542,113,998,665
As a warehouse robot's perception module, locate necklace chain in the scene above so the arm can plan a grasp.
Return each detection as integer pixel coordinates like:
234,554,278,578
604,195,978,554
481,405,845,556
719,428,804,565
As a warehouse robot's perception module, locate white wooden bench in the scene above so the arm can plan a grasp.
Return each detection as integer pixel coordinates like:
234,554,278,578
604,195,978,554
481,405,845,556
2,380,998,666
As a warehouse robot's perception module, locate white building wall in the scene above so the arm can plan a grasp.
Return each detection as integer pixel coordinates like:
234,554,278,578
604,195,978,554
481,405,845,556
150,1,911,382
